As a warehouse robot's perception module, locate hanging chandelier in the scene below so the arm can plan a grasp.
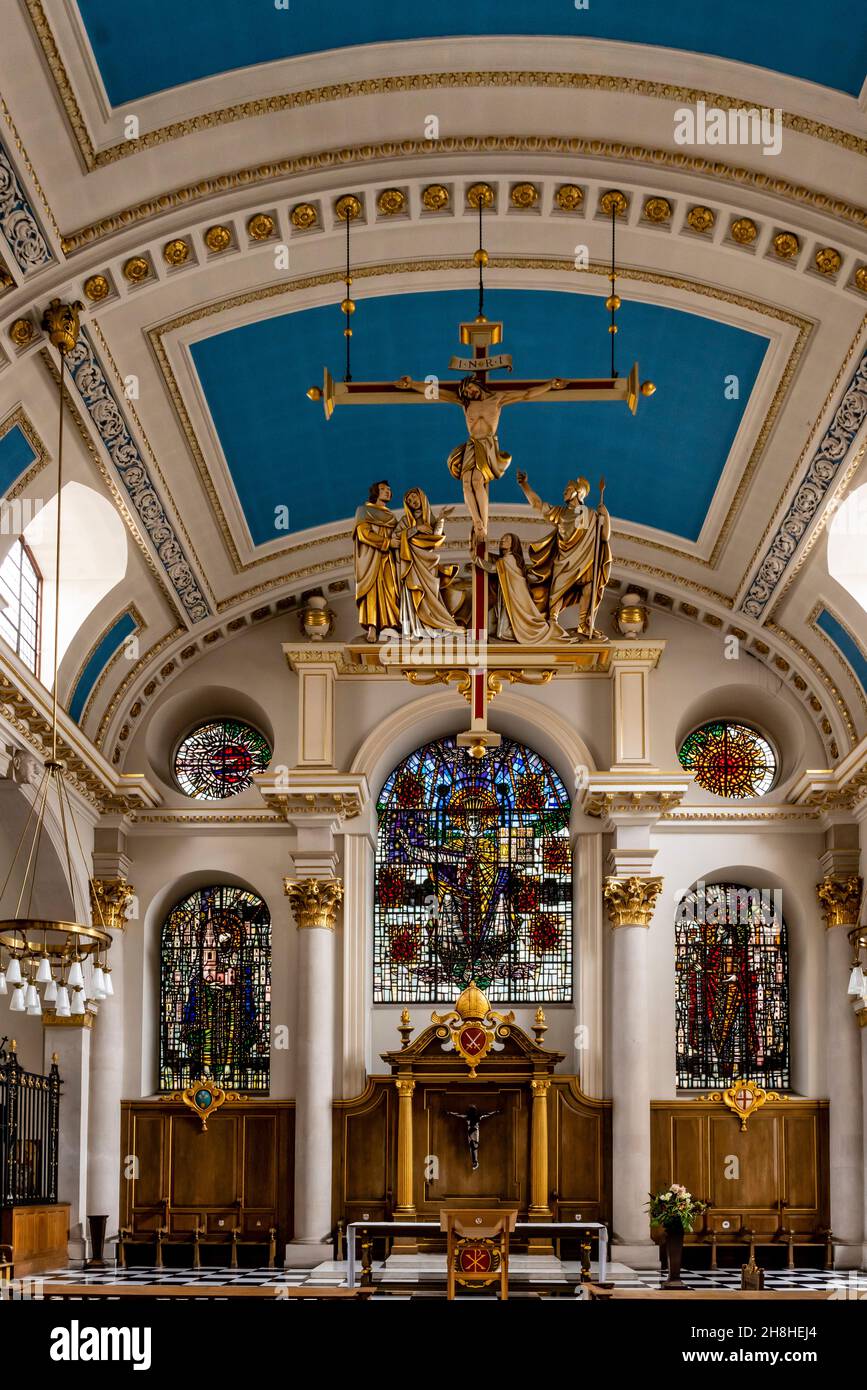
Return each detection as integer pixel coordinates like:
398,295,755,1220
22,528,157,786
0,299,114,1021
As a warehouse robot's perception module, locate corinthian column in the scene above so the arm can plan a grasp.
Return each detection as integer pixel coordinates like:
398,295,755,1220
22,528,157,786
529,1079,551,1216
817,874,864,1267
604,873,663,1265
394,1079,416,1217
86,877,134,1250
284,876,343,1264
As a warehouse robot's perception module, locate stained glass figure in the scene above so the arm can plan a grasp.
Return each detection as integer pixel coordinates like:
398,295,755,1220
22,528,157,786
174,719,271,800
675,882,789,1090
374,735,572,1003
678,720,776,798
160,885,271,1092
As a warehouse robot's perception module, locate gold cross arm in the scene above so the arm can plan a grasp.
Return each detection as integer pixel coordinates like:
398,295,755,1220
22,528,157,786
308,362,642,418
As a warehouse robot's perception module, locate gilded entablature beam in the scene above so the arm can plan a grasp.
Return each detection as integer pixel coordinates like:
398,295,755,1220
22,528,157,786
255,771,368,824
0,656,160,815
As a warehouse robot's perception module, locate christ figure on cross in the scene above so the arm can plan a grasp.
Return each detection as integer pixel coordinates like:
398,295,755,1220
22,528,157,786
394,373,566,544
446,1104,501,1170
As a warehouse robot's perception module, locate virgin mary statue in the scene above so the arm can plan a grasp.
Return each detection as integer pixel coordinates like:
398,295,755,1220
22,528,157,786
395,487,463,637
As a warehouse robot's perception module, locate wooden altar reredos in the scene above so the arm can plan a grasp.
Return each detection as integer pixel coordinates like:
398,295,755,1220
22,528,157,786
333,986,611,1237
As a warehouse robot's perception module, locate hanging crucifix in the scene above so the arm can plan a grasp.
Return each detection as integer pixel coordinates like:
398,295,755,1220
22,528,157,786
447,1105,501,1171
308,185,655,752
307,187,653,547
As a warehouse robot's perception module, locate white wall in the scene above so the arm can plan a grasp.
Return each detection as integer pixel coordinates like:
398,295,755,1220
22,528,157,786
119,604,832,1104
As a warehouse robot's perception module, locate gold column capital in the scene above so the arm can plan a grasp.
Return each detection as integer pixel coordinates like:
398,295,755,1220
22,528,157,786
283,876,344,929
89,877,135,932
395,1077,416,1098
816,874,863,929
857,1006,867,1029
603,874,664,928
530,1078,551,1098
42,1009,94,1029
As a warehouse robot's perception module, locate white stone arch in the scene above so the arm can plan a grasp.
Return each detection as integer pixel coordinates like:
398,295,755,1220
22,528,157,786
349,688,596,809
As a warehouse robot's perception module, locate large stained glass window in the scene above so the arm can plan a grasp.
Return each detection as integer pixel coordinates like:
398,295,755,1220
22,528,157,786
374,735,572,1004
678,720,776,798
174,719,271,800
160,885,271,1092
676,883,789,1090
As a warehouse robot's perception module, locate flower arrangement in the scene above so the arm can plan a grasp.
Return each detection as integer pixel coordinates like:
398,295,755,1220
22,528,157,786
647,1183,707,1233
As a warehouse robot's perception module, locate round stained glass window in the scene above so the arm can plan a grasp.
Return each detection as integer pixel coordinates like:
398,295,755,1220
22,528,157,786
678,720,777,798
174,719,271,800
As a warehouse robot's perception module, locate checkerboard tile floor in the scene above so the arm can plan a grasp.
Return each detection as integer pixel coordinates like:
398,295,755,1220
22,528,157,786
29,1262,867,1296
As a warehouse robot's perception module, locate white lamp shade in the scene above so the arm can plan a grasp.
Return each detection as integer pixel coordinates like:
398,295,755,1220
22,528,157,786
55,985,71,1017
43,977,57,1003
0,972,6,996
24,983,38,1009
5,957,21,986
67,959,84,990
70,989,85,1016
35,956,52,984
102,970,114,998
848,964,865,997
9,986,25,1012
91,966,106,996
26,993,42,1017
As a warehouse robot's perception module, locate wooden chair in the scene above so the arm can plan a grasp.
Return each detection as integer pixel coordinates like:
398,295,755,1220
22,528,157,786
440,1207,518,1301
0,1244,12,1285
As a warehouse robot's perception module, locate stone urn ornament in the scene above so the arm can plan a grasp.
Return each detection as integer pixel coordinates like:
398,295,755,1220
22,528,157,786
299,593,335,641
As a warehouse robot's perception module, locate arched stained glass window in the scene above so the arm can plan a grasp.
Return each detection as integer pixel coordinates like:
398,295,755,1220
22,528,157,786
160,885,271,1092
676,883,789,1090
374,735,572,1003
174,719,271,800
678,720,776,798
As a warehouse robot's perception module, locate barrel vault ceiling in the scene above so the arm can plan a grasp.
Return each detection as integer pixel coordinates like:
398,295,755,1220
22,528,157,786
0,0,865,771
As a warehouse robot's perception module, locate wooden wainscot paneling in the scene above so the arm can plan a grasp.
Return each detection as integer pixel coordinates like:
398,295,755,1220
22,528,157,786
120,1099,294,1251
0,1203,70,1274
334,1014,611,1242
651,1097,829,1249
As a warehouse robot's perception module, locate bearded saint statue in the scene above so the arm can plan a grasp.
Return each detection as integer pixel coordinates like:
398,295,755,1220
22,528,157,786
517,472,612,638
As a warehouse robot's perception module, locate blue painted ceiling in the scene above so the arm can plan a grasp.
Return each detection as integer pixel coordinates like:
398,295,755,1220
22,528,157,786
76,0,867,102
0,423,36,497
189,288,768,546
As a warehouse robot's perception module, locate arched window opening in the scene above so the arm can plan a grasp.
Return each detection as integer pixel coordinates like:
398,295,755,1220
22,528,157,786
160,884,271,1093
675,882,789,1090
0,537,41,673
374,734,572,1004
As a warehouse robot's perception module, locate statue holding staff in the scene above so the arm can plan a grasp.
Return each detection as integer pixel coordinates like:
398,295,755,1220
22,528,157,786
517,472,612,638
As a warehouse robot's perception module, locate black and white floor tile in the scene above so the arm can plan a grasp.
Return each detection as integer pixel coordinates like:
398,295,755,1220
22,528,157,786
22,1261,867,1299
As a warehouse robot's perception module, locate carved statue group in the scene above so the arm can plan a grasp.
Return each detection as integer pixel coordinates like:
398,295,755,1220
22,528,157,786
354,373,612,644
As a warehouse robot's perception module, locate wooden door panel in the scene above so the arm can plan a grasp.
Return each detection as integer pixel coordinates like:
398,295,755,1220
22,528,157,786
345,1092,389,1202
243,1115,277,1207
708,1114,780,1209
421,1087,523,1207
170,1113,238,1208
130,1111,165,1206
